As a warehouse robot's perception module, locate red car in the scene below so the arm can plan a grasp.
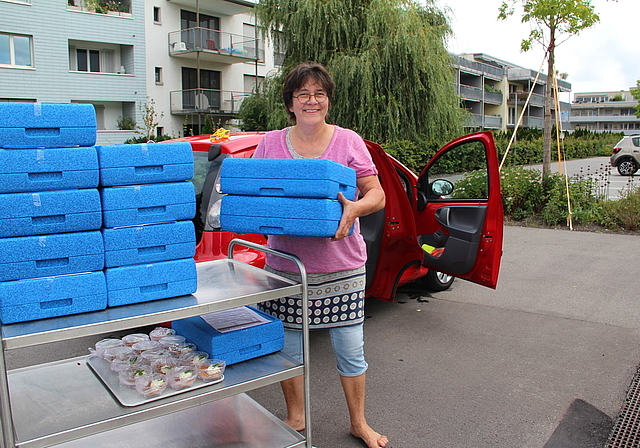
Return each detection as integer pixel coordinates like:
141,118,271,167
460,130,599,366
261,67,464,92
167,131,504,301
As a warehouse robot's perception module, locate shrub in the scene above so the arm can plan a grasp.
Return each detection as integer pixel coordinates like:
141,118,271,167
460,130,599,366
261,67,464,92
541,174,606,226
602,184,640,231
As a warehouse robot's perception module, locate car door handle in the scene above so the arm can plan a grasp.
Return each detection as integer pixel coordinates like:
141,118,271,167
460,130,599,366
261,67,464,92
436,207,450,227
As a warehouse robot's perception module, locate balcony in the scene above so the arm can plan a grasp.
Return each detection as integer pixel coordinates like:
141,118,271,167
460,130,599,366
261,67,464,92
459,85,503,104
170,89,249,115
167,0,256,16
509,92,546,108
465,114,503,129
169,28,259,64
454,56,504,80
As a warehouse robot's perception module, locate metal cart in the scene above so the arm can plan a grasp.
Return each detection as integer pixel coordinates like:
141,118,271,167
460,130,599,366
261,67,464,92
0,239,312,448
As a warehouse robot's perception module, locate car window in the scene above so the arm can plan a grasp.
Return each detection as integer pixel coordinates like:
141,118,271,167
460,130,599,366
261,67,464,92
427,140,489,200
632,137,640,147
191,152,210,195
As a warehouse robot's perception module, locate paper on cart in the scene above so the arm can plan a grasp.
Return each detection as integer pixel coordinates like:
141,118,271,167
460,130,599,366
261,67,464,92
200,306,271,333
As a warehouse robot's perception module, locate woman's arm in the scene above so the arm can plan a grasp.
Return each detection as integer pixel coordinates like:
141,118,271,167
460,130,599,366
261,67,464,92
332,174,386,241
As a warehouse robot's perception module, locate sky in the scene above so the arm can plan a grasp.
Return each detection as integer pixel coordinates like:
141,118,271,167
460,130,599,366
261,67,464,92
436,0,639,100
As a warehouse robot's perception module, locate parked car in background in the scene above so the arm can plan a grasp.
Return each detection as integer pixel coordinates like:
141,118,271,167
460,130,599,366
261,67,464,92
611,135,640,175
164,131,504,301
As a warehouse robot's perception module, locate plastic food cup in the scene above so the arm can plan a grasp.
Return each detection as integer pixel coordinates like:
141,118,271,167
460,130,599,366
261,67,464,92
94,338,123,358
197,359,226,382
103,345,134,363
167,342,197,357
135,373,167,398
149,327,176,342
131,340,161,353
140,348,171,365
158,335,187,350
167,366,198,390
118,365,151,387
111,354,143,372
151,356,180,375
179,351,209,367
122,333,150,347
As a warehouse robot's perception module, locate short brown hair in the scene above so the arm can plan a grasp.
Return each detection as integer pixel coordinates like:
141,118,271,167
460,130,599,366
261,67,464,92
282,62,335,122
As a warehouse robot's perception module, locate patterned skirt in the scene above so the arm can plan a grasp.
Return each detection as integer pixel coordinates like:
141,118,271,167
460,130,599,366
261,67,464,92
257,266,366,330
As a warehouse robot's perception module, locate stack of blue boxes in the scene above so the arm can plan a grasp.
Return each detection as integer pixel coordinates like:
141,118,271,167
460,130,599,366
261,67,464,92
0,103,106,324
218,158,357,237
0,102,198,324
97,142,197,307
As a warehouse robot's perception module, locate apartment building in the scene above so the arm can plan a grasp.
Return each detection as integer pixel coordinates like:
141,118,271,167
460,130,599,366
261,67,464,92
0,0,146,144
569,90,640,135
0,0,278,144
146,0,279,137
454,53,572,133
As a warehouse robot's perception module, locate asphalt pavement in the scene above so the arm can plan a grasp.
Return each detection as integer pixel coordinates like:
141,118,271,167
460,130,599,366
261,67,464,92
6,225,640,448
248,225,640,448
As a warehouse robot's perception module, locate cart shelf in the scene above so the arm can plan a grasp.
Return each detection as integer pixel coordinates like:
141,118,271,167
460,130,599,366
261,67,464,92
1,259,302,350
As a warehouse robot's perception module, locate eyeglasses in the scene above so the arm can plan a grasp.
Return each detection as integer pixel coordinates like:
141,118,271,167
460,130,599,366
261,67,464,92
292,92,328,104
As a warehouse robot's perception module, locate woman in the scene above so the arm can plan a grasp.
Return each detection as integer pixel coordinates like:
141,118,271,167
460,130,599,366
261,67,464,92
255,62,388,448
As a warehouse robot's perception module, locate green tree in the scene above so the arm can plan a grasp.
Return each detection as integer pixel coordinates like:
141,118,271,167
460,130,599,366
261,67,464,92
498,0,599,179
631,79,640,118
255,0,464,145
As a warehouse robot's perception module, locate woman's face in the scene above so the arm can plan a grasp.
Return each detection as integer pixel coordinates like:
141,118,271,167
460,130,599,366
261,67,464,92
289,80,329,126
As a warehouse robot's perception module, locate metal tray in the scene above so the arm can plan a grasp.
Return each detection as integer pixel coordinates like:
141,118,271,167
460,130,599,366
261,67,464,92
87,356,224,407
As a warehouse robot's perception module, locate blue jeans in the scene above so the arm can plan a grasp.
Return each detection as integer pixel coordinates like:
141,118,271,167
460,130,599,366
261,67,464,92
283,324,368,377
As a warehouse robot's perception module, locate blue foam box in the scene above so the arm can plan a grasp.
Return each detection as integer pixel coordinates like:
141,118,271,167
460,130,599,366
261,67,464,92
220,158,357,200
100,182,195,227
0,231,104,282
105,258,197,307
0,189,102,238
0,147,99,193
102,220,196,268
171,306,285,365
0,271,107,324
96,142,194,186
0,102,97,148
220,195,344,238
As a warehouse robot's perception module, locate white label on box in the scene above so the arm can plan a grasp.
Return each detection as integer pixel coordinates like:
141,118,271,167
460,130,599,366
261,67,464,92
200,306,271,333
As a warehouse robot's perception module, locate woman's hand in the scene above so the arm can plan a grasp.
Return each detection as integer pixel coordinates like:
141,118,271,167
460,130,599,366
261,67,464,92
331,175,385,241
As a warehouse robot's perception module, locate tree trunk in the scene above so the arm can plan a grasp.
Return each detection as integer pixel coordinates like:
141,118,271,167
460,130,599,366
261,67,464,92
542,29,555,180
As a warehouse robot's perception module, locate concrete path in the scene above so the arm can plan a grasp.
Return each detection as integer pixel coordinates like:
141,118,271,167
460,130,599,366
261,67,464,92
249,225,640,448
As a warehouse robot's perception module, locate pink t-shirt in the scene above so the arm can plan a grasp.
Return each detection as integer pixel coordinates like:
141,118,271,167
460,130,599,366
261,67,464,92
253,126,378,273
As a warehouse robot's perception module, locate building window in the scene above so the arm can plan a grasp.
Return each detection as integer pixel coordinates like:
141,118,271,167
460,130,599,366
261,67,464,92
155,67,163,84
153,7,161,23
70,46,116,73
243,23,263,62
0,33,32,67
77,49,100,72
273,31,285,66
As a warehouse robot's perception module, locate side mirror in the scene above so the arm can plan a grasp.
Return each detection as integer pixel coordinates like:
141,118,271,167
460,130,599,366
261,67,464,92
430,179,454,197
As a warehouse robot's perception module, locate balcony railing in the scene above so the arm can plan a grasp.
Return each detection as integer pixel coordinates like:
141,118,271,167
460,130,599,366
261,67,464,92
170,89,250,115
459,85,503,104
465,114,503,129
454,56,504,80
169,28,259,64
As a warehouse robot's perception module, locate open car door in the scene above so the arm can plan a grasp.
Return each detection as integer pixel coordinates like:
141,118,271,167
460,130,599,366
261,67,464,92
415,131,503,289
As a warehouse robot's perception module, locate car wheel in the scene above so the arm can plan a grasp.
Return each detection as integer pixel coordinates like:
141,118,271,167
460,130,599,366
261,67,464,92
617,159,639,176
420,270,454,292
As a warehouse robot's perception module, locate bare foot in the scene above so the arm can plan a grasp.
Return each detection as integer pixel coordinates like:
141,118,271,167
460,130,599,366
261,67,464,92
284,416,305,432
351,423,389,448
